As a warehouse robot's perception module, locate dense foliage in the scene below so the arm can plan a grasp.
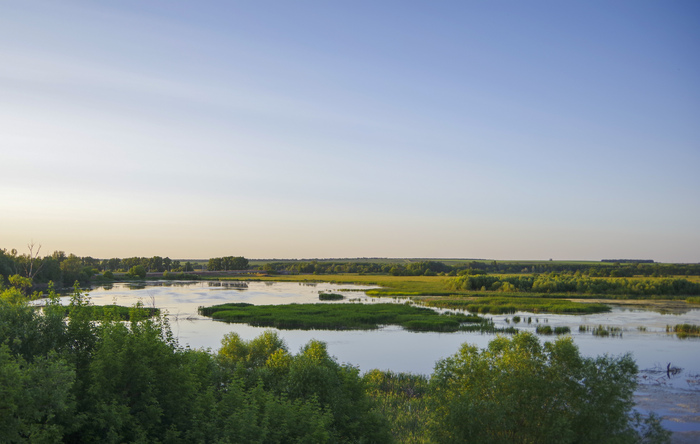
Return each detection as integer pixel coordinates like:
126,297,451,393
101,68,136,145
207,256,249,271
0,282,391,443
446,274,700,297
258,258,700,278
428,332,661,443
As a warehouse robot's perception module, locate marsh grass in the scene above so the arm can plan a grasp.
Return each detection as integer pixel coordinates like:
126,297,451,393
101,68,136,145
421,296,610,315
318,292,344,301
666,323,700,338
579,325,623,337
535,325,571,335
198,303,489,332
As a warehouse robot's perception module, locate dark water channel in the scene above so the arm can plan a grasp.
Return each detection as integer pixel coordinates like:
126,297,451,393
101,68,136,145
61,281,700,438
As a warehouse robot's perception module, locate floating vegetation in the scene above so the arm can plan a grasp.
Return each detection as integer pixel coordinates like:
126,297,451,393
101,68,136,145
666,324,700,338
198,303,491,332
535,325,571,335
318,292,344,301
512,316,521,323
423,297,610,315
637,326,647,332
580,325,623,337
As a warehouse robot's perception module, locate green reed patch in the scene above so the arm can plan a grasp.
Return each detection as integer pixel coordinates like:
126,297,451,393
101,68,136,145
580,325,623,337
535,325,571,335
666,323,700,338
198,303,487,332
318,292,344,300
423,297,610,315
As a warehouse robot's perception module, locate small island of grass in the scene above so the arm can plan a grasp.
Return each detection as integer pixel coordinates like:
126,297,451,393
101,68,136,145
199,302,492,332
421,296,610,315
319,292,344,301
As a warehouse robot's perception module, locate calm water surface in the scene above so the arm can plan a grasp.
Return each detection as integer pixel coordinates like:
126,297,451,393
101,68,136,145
66,280,700,374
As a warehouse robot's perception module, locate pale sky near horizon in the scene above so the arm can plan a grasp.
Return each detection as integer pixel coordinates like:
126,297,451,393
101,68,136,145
1,1,699,262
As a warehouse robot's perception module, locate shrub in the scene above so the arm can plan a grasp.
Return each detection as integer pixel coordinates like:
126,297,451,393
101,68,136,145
429,332,642,443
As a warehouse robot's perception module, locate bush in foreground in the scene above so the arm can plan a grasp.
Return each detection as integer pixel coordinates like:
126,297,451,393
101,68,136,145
428,332,666,444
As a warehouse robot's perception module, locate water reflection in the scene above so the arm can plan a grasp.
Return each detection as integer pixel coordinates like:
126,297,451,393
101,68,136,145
72,281,700,376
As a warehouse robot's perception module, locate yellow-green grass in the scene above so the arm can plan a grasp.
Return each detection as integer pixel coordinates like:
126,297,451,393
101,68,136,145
211,273,699,300
419,296,611,315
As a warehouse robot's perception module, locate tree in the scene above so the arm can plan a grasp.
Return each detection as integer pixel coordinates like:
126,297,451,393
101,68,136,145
207,258,222,271
429,332,644,444
127,265,147,279
149,256,164,272
23,241,44,279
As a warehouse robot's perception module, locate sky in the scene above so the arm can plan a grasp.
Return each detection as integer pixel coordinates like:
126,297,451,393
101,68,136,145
1,1,699,262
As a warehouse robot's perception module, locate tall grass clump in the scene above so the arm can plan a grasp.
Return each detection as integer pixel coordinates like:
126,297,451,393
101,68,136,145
536,325,571,335
666,323,700,338
580,325,623,337
319,292,344,301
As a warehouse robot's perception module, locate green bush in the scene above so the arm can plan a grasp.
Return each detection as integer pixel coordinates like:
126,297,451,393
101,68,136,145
127,265,147,279
429,332,642,443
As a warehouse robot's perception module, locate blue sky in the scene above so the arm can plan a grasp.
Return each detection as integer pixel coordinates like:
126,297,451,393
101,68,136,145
1,1,698,261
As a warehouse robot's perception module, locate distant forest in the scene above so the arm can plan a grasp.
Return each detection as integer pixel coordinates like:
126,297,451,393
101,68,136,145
1,246,699,288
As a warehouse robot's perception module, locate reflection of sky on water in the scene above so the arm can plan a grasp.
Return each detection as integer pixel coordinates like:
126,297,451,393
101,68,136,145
64,281,700,377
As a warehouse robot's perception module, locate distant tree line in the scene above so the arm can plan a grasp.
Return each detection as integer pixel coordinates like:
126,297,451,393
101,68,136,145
259,259,700,278
0,248,198,287
446,274,700,297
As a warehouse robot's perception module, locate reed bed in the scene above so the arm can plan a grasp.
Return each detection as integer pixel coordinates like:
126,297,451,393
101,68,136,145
579,325,623,337
318,292,344,300
198,302,489,332
535,325,571,335
666,323,700,338
422,296,610,315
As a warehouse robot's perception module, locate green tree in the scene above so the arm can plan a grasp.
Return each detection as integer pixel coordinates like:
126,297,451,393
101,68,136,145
208,257,223,271
127,265,147,279
429,332,647,444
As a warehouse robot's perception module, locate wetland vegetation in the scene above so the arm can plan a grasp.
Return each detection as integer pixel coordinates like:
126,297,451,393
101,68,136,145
666,323,700,338
0,276,670,443
318,292,344,301
420,296,611,314
198,302,488,332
